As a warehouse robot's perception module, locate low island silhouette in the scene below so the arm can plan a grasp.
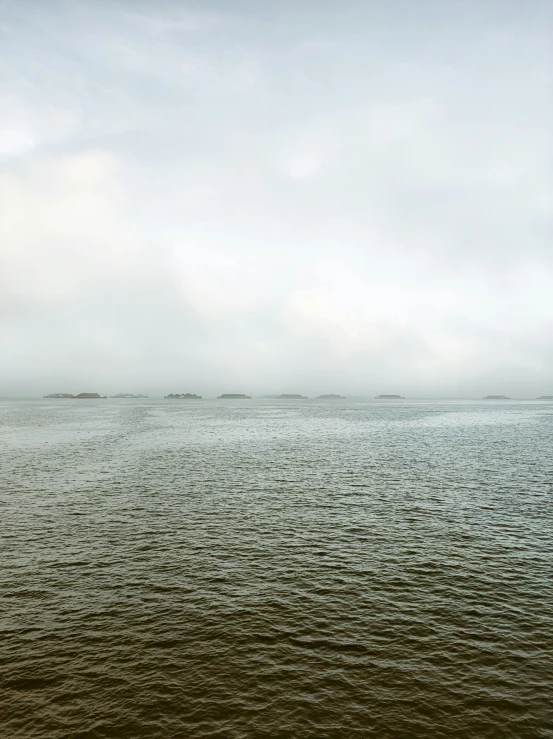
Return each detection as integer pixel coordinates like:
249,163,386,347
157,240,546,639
165,393,202,399
537,396,553,400
376,394,405,399
278,394,307,399
218,393,252,399
483,395,510,400
111,394,148,398
74,393,106,399
44,393,75,398
317,394,345,399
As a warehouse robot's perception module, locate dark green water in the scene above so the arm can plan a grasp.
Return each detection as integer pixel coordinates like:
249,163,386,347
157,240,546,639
1,399,552,738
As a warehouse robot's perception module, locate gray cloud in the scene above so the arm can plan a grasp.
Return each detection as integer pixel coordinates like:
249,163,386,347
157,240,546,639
1,0,552,397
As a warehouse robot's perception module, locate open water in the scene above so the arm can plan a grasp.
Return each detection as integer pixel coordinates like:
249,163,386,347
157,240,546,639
1,398,552,738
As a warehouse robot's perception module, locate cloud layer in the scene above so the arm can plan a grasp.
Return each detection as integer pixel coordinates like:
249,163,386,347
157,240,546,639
1,0,552,397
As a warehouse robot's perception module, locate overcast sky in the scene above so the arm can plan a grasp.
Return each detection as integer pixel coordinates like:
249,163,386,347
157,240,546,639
1,0,552,397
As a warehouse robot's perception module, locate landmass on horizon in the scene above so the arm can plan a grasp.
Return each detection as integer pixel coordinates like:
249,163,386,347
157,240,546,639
34,392,553,402
44,392,110,398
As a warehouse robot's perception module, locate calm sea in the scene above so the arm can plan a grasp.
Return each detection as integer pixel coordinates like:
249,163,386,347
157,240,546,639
1,399,552,738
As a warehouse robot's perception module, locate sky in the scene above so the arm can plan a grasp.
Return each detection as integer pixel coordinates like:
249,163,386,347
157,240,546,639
1,0,552,398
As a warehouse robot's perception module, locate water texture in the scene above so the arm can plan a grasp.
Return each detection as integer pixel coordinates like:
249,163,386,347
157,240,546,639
1,399,552,738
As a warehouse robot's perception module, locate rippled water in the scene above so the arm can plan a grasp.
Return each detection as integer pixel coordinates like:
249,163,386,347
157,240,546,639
1,399,552,738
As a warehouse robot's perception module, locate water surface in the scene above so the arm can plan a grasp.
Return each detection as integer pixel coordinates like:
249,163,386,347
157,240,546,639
1,399,552,737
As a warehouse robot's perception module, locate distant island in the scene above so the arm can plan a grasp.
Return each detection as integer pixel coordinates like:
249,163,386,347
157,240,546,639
44,393,75,398
317,394,345,399
537,396,553,400
218,393,251,399
278,394,307,399
483,395,510,400
376,394,405,399
165,393,202,399
73,393,106,399
111,394,148,398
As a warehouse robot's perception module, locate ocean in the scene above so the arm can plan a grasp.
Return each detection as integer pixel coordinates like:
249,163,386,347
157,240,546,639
1,398,552,738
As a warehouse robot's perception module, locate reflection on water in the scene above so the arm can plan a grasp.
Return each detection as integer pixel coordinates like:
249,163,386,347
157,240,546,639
1,399,552,737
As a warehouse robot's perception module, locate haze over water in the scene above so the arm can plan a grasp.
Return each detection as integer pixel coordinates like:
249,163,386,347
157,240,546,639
1,398,552,737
